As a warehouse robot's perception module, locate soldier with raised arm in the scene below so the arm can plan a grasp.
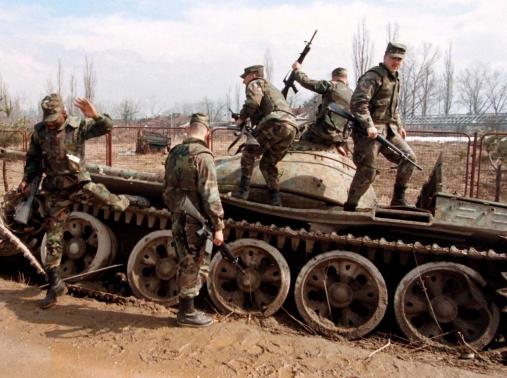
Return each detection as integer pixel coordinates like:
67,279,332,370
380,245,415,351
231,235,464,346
163,113,224,328
344,42,418,211
231,65,298,207
19,94,149,309
292,62,352,155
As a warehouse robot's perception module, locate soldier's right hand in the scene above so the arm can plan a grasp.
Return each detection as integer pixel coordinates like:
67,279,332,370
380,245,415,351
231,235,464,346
17,180,30,195
366,126,378,139
292,61,302,71
213,229,224,246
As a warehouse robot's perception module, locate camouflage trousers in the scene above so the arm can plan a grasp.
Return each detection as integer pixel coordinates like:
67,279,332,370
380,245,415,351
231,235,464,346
172,215,210,299
300,126,346,148
347,124,417,205
43,181,130,268
240,121,296,190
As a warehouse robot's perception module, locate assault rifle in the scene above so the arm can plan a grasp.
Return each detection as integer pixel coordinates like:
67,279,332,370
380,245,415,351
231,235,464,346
327,103,423,171
180,197,246,274
226,108,260,155
14,166,43,225
281,30,318,99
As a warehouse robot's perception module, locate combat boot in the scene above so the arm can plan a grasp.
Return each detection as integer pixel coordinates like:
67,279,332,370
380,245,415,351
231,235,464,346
176,297,213,328
268,189,282,207
390,184,412,207
122,194,150,209
232,176,250,200
343,202,357,212
40,267,68,309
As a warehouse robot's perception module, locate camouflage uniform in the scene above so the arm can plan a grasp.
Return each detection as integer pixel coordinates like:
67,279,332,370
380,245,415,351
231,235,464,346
347,59,417,206
294,69,353,148
24,113,129,268
238,77,298,191
163,137,224,299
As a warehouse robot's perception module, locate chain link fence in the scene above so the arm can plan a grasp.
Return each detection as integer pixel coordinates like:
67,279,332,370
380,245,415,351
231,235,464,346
1,126,504,205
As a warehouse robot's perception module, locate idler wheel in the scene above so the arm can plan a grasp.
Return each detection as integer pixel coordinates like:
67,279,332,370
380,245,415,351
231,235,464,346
41,212,113,282
394,262,500,349
207,238,290,316
127,230,179,305
294,251,387,340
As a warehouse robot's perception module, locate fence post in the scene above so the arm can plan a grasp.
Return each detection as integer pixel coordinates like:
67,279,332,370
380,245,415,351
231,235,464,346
106,132,112,167
469,132,478,198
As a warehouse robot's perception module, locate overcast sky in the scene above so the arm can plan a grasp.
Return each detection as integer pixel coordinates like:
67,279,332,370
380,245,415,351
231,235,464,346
0,0,505,116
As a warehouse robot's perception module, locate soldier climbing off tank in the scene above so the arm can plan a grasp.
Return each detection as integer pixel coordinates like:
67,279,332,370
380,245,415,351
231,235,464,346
344,42,418,211
163,112,224,327
291,61,352,156
18,94,149,309
231,65,298,207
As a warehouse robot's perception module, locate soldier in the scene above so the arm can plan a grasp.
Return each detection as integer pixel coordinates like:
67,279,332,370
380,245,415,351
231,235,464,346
344,42,417,211
232,65,298,206
19,94,149,309
163,112,224,328
292,61,352,155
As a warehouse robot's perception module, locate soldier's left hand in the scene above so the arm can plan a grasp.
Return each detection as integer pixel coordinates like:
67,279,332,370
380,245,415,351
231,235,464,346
292,61,302,71
75,98,99,119
213,229,224,246
235,119,244,127
399,128,407,140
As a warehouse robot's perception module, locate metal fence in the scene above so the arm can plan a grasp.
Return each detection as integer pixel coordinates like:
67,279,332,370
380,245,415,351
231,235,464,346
2,126,506,205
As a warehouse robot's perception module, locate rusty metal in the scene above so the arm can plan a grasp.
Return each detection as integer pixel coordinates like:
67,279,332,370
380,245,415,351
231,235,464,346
470,133,478,198
394,262,500,349
40,212,115,282
0,216,45,275
207,239,290,317
294,251,388,340
126,230,179,305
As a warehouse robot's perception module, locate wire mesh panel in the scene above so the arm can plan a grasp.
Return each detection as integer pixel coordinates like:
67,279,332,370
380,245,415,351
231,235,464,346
211,127,239,157
368,131,471,206
109,127,186,174
0,130,27,196
476,132,507,202
85,135,108,166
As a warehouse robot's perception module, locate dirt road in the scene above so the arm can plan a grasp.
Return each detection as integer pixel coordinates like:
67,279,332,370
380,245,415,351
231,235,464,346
0,277,505,378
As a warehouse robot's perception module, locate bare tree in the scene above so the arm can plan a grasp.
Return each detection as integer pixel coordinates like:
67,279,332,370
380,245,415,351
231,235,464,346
44,74,54,95
440,44,454,115
67,68,78,116
352,18,374,84
457,61,490,114
146,94,166,117
199,96,226,123
115,98,140,126
83,55,97,103
234,83,242,112
485,69,507,114
57,59,64,96
398,43,440,116
386,22,400,43
264,48,274,82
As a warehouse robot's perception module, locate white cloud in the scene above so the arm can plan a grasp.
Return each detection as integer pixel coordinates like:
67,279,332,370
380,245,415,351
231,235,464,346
0,1,505,113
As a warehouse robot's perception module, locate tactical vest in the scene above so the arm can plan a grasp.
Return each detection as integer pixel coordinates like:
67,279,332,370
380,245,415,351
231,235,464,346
166,141,214,216
365,65,400,124
248,79,294,126
33,117,89,189
315,81,352,132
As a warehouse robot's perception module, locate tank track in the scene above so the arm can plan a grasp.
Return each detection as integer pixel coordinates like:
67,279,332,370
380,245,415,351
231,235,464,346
3,199,507,305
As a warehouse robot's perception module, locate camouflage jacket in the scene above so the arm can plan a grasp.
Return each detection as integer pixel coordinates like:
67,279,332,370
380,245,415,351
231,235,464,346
295,70,352,140
350,63,402,131
239,78,297,130
23,114,113,191
163,138,224,231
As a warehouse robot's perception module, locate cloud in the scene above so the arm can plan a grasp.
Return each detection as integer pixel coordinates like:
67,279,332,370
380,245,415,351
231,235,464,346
0,0,505,114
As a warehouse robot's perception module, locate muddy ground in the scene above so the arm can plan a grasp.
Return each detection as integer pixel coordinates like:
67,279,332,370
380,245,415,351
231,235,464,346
0,275,506,378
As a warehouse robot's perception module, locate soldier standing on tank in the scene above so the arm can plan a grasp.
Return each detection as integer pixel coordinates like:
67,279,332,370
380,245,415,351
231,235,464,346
343,42,417,211
162,113,224,327
18,94,149,309
291,62,352,156
231,65,298,207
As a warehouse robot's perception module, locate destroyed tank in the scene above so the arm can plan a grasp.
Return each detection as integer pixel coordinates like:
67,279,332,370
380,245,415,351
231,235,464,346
1,144,506,350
